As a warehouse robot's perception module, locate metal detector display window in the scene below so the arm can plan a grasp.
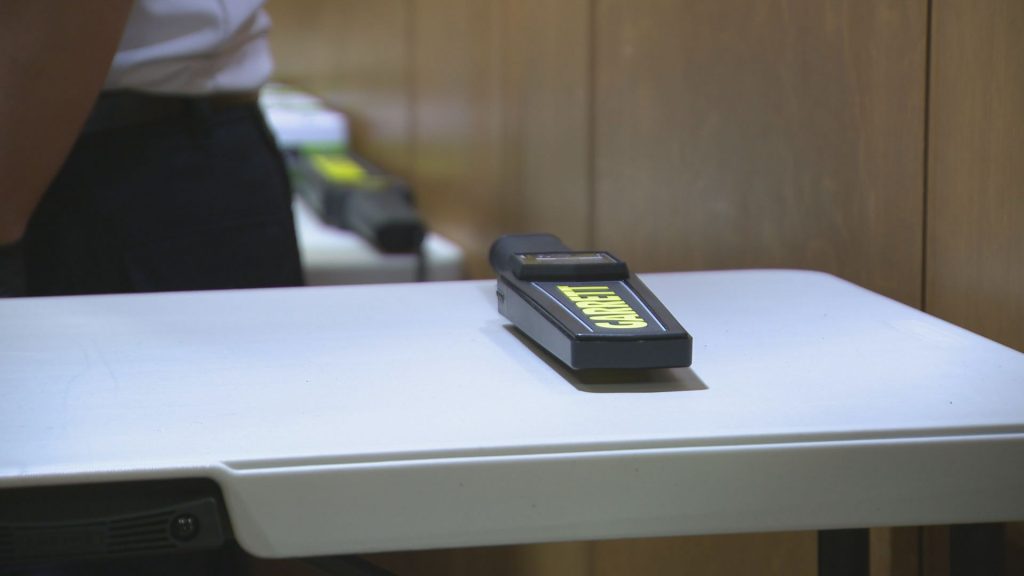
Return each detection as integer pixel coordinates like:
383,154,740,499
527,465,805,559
515,252,618,265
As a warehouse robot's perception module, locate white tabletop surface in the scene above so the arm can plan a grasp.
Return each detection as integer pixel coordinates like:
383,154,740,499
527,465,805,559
1,270,1022,557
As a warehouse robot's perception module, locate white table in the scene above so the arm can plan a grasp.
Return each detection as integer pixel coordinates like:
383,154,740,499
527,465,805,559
1,270,1022,560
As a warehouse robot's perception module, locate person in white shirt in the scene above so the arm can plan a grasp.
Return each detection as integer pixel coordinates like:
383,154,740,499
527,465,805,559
0,0,303,296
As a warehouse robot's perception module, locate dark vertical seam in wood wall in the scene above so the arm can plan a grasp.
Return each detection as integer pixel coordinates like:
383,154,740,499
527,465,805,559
585,0,597,248
921,0,934,313
918,1,935,572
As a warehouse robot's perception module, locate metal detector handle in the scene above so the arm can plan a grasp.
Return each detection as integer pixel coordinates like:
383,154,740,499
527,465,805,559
489,234,572,274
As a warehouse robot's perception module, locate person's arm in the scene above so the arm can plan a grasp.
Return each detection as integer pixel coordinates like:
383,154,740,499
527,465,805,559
0,1,133,245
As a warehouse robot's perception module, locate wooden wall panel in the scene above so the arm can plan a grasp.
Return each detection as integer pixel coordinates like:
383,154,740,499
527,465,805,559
367,542,591,576
927,0,1024,569
593,533,816,576
268,0,413,175
870,527,920,576
593,0,927,306
410,0,591,278
270,0,591,279
500,0,592,249
407,0,505,279
926,0,1024,352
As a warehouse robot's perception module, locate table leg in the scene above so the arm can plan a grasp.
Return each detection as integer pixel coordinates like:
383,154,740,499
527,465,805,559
818,529,868,576
951,523,1004,576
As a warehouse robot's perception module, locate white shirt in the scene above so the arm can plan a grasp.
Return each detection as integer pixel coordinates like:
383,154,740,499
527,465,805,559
104,0,274,95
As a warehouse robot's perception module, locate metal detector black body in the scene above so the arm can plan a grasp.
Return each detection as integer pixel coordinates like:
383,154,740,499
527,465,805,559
490,234,693,370
288,150,426,253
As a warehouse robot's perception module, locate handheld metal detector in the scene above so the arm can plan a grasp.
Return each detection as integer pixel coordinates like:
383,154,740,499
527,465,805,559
288,149,426,253
490,234,693,370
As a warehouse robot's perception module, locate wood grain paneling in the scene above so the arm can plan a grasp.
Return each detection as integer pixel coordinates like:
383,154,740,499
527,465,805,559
592,2,928,572
411,0,591,277
408,0,507,278
367,542,591,576
500,0,592,249
268,0,413,175
270,1,591,278
927,1,1024,569
926,0,1024,352
870,527,920,576
593,0,927,306
593,532,817,576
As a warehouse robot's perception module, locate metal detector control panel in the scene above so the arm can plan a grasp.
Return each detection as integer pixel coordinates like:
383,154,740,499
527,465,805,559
490,234,693,370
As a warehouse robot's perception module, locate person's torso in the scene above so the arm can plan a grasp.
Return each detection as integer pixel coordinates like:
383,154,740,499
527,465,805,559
104,0,273,95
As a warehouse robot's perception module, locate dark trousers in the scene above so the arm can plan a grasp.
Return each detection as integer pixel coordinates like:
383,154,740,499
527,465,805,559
20,93,303,296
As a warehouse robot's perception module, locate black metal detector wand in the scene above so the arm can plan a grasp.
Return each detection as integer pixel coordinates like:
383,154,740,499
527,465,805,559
490,234,692,370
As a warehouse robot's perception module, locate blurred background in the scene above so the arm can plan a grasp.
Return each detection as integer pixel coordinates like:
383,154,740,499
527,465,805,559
262,1,1022,574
